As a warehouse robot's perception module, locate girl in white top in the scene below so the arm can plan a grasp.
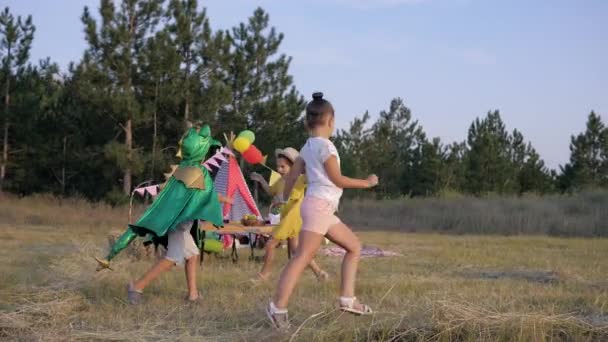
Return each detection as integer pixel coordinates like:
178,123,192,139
266,92,379,329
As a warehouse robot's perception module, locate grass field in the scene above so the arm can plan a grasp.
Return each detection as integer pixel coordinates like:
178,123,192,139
1,195,608,341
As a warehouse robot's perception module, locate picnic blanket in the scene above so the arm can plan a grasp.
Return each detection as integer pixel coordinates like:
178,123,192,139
319,246,402,258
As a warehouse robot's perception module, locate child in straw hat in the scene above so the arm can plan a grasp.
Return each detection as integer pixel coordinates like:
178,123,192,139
250,147,329,283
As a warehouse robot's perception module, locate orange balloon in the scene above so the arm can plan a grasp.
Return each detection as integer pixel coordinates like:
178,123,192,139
242,145,264,164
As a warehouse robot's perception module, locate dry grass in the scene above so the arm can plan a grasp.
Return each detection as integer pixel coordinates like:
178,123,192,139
341,191,608,237
1,195,608,341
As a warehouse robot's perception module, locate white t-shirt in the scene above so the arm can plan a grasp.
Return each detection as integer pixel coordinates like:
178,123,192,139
299,137,343,208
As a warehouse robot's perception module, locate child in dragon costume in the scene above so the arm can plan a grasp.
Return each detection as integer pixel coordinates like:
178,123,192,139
95,124,225,304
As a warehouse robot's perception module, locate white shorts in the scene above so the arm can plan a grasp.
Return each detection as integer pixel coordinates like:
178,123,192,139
165,220,199,265
301,196,341,236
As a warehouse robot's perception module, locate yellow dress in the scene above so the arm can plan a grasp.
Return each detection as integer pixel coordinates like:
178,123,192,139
269,175,306,240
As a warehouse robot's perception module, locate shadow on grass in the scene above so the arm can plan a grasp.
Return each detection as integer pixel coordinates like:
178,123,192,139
455,268,561,284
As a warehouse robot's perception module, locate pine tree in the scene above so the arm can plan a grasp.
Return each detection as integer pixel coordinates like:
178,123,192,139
23,59,70,194
64,62,119,200
139,29,179,181
559,111,608,191
0,6,35,192
509,129,552,194
219,8,306,156
5,64,41,193
196,28,233,125
367,98,424,197
165,0,213,126
442,141,467,193
464,110,514,194
517,143,553,194
334,112,372,180
509,129,526,180
464,111,554,195
81,0,164,195
407,137,445,196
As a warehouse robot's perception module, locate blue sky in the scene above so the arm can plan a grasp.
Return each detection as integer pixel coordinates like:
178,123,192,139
4,0,608,169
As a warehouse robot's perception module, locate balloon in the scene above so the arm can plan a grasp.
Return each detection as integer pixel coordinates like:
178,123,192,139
238,130,255,144
242,145,264,164
233,137,251,153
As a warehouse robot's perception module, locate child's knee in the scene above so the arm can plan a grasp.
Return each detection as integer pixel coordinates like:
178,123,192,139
349,238,362,256
186,254,198,263
265,242,274,252
266,239,278,252
293,249,315,264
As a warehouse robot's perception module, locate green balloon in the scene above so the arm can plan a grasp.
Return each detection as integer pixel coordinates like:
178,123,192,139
238,130,255,144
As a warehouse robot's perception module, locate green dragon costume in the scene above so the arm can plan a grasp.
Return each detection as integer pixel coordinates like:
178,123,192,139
96,125,224,270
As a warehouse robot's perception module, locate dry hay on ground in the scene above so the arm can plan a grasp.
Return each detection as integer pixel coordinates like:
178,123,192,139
1,196,608,341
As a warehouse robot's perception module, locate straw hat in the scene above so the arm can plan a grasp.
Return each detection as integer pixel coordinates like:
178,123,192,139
275,147,299,164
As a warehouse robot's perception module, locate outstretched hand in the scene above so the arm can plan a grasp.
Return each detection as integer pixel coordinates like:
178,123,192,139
366,174,379,188
250,172,265,183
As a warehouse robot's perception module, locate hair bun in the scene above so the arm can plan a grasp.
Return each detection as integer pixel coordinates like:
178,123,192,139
312,92,324,100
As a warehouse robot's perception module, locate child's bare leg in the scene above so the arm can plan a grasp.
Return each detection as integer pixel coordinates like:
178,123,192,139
325,223,361,298
185,255,199,300
259,238,281,278
288,235,324,276
132,258,175,292
273,231,324,309
287,237,297,259
309,259,324,276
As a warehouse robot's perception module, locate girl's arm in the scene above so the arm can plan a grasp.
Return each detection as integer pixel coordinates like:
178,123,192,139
324,156,378,189
250,172,272,196
282,157,305,202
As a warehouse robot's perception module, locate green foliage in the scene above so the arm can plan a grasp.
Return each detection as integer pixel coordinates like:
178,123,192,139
105,187,131,206
165,0,213,125
0,6,35,192
103,141,145,176
407,138,445,197
464,110,513,194
0,3,604,200
335,111,372,179
338,105,560,198
559,111,608,191
219,7,306,157
463,111,553,195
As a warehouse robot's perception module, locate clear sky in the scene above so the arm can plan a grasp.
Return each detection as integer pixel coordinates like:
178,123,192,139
4,0,608,169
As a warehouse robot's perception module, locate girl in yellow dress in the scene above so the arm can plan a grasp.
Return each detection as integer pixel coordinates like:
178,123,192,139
250,147,329,283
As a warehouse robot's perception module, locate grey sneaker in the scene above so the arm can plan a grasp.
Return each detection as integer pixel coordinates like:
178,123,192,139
126,283,143,305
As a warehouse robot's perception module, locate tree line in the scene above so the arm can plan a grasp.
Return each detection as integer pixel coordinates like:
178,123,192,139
336,103,607,198
0,2,606,202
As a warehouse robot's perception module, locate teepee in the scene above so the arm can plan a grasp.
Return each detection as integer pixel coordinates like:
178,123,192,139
211,149,262,222
132,146,262,222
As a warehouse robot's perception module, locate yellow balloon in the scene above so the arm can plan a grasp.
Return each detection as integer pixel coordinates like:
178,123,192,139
233,137,251,153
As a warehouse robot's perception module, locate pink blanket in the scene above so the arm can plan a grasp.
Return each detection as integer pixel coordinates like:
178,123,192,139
319,246,402,258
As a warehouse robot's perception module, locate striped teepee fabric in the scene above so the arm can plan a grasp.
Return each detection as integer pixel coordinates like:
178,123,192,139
214,155,261,221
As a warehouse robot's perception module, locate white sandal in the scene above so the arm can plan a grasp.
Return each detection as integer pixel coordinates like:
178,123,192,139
316,270,330,282
266,301,290,330
339,296,373,315
249,273,269,284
